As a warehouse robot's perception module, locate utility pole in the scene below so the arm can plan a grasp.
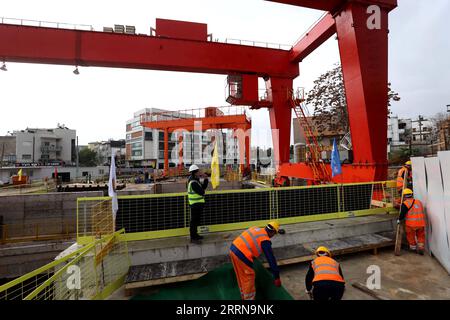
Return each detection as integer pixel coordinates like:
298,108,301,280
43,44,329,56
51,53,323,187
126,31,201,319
417,115,424,143
76,136,79,180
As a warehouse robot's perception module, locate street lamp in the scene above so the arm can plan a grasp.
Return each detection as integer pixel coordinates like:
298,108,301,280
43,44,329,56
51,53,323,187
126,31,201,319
447,104,450,113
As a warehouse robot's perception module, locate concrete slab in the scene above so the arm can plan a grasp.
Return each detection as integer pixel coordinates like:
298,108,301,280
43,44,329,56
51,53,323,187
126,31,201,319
280,248,450,300
124,214,397,290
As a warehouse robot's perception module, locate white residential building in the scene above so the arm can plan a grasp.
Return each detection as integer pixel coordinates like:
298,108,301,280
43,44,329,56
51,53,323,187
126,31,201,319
13,125,76,165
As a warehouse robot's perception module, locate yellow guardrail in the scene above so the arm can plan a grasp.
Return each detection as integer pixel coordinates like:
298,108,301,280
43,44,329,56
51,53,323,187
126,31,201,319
0,229,129,300
76,181,399,244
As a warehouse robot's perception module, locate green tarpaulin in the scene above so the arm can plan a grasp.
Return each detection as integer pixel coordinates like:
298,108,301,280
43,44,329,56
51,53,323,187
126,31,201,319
132,260,293,300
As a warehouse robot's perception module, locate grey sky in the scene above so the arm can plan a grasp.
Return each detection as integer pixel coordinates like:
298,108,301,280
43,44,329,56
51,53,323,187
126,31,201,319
0,0,448,147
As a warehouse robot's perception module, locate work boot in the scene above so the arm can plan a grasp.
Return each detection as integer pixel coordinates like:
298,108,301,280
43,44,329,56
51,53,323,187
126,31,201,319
417,248,424,255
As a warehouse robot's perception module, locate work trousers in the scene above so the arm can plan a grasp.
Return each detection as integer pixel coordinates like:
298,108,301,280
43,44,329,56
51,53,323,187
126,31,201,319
405,226,425,250
312,280,345,301
189,203,204,239
229,251,256,300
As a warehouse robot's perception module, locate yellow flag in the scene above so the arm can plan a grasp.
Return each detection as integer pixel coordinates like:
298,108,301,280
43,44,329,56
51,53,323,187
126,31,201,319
211,141,220,189
18,168,23,181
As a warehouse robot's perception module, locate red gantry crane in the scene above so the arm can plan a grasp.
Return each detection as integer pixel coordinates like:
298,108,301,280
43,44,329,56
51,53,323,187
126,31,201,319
0,0,397,184
140,106,251,177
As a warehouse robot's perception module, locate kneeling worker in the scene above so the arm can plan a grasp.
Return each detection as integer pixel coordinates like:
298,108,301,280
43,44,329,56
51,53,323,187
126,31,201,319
229,221,282,300
305,246,345,301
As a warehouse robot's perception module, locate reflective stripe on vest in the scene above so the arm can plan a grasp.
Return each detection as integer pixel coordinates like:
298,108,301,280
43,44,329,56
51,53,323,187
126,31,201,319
232,227,270,261
312,256,345,283
403,199,426,228
187,180,205,205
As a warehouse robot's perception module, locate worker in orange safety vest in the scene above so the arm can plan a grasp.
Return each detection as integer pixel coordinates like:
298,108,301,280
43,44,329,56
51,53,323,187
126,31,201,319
229,221,282,300
397,188,427,255
397,160,412,194
305,246,345,301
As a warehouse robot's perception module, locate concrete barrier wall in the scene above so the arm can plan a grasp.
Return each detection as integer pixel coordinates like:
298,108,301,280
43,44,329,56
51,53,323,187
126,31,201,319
0,191,103,237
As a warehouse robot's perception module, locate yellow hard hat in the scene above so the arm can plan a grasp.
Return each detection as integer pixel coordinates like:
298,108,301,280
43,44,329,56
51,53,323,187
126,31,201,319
405,161,412,166
403,188,413,196
267,221,280,233
315,246,331,257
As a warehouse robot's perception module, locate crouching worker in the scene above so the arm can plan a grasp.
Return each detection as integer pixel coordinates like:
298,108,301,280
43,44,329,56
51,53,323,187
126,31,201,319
229,221,282,300
305,246,345,301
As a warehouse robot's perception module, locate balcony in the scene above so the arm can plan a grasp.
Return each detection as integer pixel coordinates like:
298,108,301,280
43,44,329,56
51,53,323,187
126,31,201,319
40,145,62,153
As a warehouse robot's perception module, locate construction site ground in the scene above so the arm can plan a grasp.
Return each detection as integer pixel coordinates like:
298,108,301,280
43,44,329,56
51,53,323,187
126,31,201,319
109,248,450,300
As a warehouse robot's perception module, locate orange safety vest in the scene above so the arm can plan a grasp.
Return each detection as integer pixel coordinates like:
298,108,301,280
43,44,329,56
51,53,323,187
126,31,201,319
397,166,411,190
312,256,345,283
232,227,270,262
403,198,426,228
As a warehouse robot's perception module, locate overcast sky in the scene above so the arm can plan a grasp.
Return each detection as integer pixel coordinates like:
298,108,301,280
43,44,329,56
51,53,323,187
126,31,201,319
1,0,449,146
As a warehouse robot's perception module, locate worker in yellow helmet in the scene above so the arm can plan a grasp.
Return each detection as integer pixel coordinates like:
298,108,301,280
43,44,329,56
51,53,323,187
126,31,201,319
305,246,345,301
397,160,412,194
229,221,284,300
397,188,426,255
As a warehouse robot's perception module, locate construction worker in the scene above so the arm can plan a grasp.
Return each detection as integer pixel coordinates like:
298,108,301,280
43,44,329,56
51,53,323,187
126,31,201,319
187,164,208,243
305,246,345,301
397,188,426,255
229,222,282,300
397,160,412,194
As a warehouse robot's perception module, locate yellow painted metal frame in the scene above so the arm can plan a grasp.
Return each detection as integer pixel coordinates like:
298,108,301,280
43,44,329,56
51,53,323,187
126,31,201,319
76,181,398,243
0,229,128,300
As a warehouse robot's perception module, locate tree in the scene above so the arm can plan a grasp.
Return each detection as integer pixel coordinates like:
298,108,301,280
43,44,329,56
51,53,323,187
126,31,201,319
305,64,401,137
79,148,98,167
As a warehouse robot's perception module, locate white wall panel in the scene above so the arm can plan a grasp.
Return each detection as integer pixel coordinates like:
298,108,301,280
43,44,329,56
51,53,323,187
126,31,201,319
424,157,450,273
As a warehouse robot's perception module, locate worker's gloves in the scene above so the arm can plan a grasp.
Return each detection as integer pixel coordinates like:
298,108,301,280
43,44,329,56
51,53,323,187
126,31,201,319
274,278,282,287
396,219,400,225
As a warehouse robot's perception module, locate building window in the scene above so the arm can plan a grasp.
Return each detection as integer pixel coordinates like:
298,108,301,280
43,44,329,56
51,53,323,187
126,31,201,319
132,142,142,149
126,134,132,140
22,154,31,160
159,131,164,140
145,132,153,141
132,150,142,157
99,169,104,175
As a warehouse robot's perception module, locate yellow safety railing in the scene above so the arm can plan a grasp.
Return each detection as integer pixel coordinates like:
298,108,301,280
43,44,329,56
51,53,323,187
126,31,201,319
0,219,76,244
0,229,129,300
76,181,399,244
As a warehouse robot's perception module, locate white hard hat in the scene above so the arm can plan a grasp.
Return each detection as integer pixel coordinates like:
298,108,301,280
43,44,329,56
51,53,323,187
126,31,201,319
189,164,199,172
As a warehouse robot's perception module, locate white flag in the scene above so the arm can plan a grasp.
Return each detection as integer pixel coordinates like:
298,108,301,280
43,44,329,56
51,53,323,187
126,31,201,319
108,153,119,222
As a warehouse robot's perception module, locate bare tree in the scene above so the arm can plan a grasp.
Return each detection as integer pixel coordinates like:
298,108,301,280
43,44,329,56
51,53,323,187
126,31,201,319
305,64,401,138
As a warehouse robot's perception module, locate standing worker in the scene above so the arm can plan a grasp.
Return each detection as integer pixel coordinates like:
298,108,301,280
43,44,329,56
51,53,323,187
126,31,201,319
305,246,345,301
397,160,412,194
229,222,282,300
187,164,208,244
397,188,426,255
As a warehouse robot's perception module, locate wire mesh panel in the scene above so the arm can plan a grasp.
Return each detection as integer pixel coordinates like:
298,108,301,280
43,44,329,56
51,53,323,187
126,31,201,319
339,183,373,212
277,185,339,218
77,198,115,239
0,230,129,300
76,182,396,242
117,195,186,233
201,190,271,225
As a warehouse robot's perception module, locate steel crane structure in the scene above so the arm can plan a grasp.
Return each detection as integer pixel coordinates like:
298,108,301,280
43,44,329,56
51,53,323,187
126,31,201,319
140,106,251,176
0,0,397,184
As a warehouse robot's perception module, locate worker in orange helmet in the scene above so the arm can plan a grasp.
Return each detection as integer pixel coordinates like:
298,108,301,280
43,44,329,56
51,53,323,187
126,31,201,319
229,221,283,300
397,160,412,194
305,246,345,301
397,188,426,255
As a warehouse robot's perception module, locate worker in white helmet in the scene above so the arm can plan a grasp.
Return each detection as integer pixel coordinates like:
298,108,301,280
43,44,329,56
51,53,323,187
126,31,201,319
187,164,208,243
